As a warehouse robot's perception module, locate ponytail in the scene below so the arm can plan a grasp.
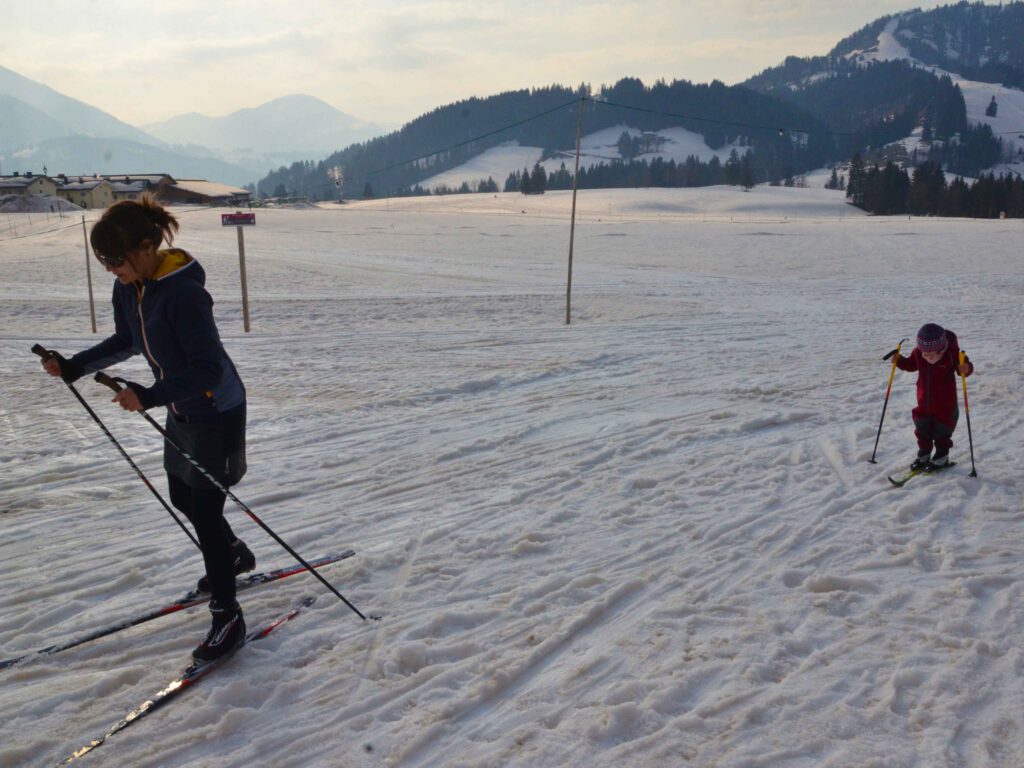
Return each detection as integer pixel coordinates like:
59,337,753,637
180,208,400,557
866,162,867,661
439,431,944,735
91,194,180,262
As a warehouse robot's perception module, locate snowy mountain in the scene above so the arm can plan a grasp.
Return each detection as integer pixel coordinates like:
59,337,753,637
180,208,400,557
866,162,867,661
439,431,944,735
142,94,383,159
0,65,158,148
743,2,1024,177
850,14,1024,176
841,1,1024,88
0,69,380,186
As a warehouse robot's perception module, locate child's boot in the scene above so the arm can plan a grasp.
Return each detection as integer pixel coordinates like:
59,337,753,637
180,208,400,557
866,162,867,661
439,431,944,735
929,448,950,468
910,449,931,471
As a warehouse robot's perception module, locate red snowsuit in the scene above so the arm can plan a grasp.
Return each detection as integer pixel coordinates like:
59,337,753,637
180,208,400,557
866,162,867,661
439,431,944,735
895,330,973,453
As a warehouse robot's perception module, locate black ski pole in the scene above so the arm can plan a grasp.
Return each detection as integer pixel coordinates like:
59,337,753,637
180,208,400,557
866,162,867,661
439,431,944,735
94,372,371,621
869,338,907,464
958,350,978,478
31,345,200,550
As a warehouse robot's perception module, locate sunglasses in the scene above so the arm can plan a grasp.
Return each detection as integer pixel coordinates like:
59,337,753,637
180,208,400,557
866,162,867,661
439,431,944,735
95,252,126,268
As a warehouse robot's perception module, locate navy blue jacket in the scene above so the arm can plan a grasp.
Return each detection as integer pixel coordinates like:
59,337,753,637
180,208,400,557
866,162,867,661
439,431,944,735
71,249,245,419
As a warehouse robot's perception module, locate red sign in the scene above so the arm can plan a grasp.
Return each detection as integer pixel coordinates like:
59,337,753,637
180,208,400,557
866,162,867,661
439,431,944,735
222,212,256,226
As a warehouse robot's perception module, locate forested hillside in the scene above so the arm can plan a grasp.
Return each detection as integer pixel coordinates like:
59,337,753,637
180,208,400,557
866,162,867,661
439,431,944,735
258,79,833,200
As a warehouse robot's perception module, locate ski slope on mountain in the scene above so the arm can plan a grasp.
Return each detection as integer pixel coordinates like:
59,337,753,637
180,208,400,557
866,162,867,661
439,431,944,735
859,16,1024,177
420,127,749,193
1,186,1022,767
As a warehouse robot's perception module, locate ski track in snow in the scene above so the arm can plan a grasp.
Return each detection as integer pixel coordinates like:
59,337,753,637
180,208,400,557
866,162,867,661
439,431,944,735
1,188,1022,767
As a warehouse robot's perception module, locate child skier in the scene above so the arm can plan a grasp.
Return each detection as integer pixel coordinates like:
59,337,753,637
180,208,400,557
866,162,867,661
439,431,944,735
894,323,973,470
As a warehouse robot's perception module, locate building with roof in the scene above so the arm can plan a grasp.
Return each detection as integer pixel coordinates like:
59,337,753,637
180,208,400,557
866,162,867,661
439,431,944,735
109,179,149,202
100,174,176,197
0,173,58,197
57,178,114,209
161,179,251,206
2,169,249,209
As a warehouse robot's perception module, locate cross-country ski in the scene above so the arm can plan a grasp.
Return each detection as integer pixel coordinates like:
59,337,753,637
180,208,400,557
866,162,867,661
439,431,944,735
61,597,316,765
887,460,958,488
0,552,353,670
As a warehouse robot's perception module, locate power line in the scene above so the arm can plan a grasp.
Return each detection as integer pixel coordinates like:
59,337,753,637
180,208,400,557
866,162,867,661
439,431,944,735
365,98,581,178
268,94,1024,198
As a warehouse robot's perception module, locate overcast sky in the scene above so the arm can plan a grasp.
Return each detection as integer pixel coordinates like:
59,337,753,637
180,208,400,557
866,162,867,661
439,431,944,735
6,0,927,128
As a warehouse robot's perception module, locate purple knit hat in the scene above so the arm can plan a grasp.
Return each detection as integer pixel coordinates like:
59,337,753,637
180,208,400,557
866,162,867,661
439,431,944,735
917,323,948,353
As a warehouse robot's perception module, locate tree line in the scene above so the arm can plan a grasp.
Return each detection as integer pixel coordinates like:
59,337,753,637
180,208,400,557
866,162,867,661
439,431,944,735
257,77,834,200
847,156,1024,217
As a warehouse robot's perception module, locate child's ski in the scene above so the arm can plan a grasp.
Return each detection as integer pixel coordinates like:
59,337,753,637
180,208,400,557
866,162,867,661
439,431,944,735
888,461,957,487
2,551,352,670
61,596,315,765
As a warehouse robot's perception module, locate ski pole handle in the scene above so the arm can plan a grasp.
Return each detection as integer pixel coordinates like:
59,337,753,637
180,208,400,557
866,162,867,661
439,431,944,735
882,338,908,362
94,371,123,393
31,343,52,359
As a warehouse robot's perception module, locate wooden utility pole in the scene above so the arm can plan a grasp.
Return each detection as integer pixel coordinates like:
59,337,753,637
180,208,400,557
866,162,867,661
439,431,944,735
82,217,97,333
566,95,586,325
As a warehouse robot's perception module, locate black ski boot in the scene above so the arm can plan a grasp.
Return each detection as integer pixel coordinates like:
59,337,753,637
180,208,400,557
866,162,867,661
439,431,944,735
192,599,245,663
929,449,950,469
196,539,256,593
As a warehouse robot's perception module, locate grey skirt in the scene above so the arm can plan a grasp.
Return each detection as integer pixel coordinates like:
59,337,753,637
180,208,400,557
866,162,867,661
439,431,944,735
163,403,247,491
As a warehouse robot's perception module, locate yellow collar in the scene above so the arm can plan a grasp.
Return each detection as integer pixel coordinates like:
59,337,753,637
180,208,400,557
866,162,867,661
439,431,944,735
153,248,193,280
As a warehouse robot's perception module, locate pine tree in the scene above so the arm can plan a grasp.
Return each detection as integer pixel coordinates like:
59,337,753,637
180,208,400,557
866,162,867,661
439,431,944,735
530,163,548,194
846,153,866,207
740,154,755,190
519,166,532,195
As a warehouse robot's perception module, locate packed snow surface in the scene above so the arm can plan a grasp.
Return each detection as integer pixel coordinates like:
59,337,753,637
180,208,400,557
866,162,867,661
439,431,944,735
1,186,1022,767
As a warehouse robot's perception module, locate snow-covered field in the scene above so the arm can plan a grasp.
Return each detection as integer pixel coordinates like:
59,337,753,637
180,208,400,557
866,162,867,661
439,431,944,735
2,186,1022,767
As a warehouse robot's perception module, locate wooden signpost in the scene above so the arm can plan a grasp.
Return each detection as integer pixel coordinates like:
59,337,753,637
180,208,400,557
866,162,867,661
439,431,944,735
221,212,255,332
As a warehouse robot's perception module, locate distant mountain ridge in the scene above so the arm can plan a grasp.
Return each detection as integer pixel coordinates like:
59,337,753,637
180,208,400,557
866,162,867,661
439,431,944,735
256,2,1024,199
0,65,158,148
143,94,383,156
0,68,380,186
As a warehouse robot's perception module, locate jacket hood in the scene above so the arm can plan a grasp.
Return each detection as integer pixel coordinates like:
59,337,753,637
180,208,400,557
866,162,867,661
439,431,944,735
154,248,204,285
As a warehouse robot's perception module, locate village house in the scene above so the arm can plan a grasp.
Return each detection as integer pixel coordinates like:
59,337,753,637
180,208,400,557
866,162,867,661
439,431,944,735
100,174,177,198
2,170,250,209
162,179,251,206
56,178,114,210
0,172,58,197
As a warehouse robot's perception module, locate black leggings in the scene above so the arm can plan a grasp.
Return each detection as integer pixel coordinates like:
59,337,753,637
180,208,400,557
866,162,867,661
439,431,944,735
169,474,238,604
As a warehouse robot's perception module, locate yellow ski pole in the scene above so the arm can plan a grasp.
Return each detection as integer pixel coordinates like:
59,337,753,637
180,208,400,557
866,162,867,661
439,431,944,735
959,350,977,478
870,338,907,464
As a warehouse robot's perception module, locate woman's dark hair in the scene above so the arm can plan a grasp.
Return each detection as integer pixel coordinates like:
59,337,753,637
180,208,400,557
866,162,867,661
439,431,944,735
90,195,180,264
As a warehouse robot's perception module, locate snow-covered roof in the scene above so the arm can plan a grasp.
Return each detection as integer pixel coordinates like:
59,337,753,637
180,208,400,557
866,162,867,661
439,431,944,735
0,175,53,189
100,174,175,184
109,180,148,193
170,179,249,197
59,179,110,191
